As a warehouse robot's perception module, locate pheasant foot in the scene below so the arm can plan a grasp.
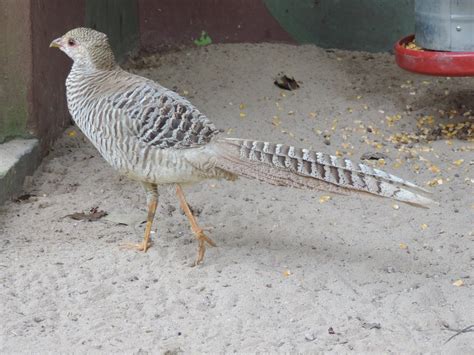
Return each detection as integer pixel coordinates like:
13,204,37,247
176,184,216,266
193,227,217,266
120,239,152,252
121,183,158,253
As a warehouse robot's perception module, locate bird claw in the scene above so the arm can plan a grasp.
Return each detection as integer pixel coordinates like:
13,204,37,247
191,229,216,266
199,225,215,232
120,240,152,252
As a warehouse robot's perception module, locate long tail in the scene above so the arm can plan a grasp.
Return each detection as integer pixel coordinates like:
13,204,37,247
211,138,435,208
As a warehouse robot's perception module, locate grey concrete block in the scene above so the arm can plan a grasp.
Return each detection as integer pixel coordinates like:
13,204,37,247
0,139,40,204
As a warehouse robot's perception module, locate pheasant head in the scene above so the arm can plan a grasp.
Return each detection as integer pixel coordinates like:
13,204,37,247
50,27,116,70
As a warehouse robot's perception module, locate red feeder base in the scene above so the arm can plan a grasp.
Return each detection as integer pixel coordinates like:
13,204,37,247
395,35,474,77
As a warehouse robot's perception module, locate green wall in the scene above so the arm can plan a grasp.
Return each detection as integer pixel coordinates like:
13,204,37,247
264,0,415,52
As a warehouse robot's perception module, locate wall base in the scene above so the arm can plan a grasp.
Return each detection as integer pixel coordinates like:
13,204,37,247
0,139,40,204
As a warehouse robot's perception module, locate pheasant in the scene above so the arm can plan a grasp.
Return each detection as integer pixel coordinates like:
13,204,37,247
50,28,434,265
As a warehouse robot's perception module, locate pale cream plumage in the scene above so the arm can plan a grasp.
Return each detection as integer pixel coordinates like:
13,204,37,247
51,28,434,265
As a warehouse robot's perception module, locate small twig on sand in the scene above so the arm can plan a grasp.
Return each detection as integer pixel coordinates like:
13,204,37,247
443,324,474,345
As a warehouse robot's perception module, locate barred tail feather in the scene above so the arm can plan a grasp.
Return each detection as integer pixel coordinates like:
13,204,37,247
213,138,435,208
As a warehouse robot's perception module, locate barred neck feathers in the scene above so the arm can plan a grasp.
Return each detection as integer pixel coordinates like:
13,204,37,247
70,42,117,72
88,43,117,71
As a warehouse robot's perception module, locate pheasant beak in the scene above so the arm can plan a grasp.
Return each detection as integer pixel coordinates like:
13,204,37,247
49,37,63,48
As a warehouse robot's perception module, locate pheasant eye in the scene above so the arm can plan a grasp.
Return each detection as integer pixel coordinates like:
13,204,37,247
68,39,76,46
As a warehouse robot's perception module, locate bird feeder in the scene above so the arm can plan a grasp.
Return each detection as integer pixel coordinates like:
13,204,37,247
395,0,474,76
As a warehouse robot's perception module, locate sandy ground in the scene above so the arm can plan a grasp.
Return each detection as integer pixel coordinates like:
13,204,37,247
1,43,473,353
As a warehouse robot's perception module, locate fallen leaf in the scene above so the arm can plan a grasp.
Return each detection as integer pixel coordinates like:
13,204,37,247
452,279,464,287
283,270,291,277
68,130,77,137
13,193,36,202
103,210,146,226
274,74,300,91
399,243,408,249
360,152,388,161
362,322,381,329
453,159,464,166
239,112,246,118
66,207,107,222
420,223,428,230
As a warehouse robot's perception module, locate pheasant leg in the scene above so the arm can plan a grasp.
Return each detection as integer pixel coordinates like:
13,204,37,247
176,184,216,265
122,183,158,252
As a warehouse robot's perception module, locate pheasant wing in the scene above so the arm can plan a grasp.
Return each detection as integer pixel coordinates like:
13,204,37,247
106,75,220,149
